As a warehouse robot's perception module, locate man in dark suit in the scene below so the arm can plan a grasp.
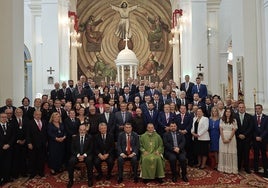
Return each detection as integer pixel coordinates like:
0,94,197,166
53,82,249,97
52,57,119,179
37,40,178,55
180,75,194,102
59,81,73,103
51,99,68,121
67,124,94,188
50,82,62,101
122,86,134,103
0,112,15,185
175,105,194,166
143,102,159,130
99,104,116,135
160,89,171,105
115,103,132,140
167,91,180,107
191,77,208,102
0,98,16,114
152,93,164,112
117,123,139,183
26,110,47,178
157,104,175,136
94,123,115,180
253,104,268,177
11,108,28,178
177,91,190,110
135,85,146,103
235,102,253,173
19,97,35,120
144,82,160,99
163,122,188,182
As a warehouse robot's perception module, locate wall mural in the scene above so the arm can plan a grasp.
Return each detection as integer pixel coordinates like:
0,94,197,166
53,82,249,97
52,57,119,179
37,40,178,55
77,0,173,82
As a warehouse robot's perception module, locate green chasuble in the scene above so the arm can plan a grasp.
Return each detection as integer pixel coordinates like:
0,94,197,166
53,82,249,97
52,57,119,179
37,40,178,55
140,131,165,179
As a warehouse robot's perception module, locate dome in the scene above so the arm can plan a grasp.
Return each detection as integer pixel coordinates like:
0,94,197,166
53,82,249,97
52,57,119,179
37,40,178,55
115,46,139,66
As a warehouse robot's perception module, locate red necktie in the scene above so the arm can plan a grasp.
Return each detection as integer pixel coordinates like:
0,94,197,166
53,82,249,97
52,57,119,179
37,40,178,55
126,134,131,155
257,115,261,127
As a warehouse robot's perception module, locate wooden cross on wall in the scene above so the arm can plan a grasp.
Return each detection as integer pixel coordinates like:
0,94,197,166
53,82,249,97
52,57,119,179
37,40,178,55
196,64,204,71
47,67,55,74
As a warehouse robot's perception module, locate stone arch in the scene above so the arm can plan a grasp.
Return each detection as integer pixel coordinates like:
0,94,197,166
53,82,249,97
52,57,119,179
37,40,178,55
24,44,32,100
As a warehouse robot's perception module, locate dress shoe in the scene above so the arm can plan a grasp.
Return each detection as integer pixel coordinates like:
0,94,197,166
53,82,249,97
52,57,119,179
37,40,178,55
143,179,149,184
106,174,111,180
157,178,164,183
134,177,138,183
38,173,45,177
182,176,189,182
245,169,251,174
88,180,93,187
172,176,177,183
29,174,36,179
117,177,123,184
67,180,73,188
96,174,103,180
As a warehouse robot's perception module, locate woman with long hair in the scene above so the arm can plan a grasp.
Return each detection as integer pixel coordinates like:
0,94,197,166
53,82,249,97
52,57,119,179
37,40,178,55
218,108,238,174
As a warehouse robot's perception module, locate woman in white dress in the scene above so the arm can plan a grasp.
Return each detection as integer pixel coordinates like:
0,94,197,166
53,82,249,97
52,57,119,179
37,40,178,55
218,108,238,174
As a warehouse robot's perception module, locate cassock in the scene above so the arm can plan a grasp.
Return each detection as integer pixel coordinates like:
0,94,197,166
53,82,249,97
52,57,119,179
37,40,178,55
139,131,165,179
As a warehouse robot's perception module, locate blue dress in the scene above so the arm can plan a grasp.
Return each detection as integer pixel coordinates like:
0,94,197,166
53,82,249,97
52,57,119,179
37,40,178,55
208,119,220,152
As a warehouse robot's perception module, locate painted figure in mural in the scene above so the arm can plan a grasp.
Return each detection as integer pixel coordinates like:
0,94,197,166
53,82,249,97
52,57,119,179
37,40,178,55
145,13,170,43
110,1,139,39
80,15,103,44
138,53,164,76
94,53,117,79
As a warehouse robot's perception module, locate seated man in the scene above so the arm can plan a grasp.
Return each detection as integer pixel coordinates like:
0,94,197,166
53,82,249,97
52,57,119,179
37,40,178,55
67,124,94,188
117,123,139,183
163,122,188,182
94,122,115,180
140,123,165,183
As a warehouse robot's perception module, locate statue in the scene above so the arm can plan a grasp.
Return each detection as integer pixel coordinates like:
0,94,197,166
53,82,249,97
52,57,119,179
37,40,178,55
94,54,117,79
138,53,164,76
145,13,170,51
110,1,139,39
79,15,103,51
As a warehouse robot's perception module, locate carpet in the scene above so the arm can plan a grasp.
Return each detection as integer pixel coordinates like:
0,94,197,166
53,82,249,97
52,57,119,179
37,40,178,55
2,167,268,188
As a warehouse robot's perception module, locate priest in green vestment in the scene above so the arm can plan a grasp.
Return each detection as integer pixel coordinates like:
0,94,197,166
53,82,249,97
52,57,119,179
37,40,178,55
140,123,165,183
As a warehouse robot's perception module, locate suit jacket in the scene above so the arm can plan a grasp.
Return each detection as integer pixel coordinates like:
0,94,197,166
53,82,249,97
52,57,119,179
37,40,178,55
191,84,208,100
99,112,116,135
175,113,193,133
72,87,88,101
160,95,171,105
59,88,73,102
122,93,134,103
0,105,16,114
51,107,68,121
253,114,268,142
191,116,210,141
157,111,175,133
0,121,15,148
177,98,190,108
163,131,186,154
94,133,115,157
153,100,164,111
180,82,194,101
64,117,80,138
143,109,159,128
145,89,160,98
115,111,132,128
135,92,146,103
19,106,35,120
11,117,28,143
71,134,93,156
235,112,253,141
117,131,139,156
50,89,63,101
26,119,47,149
167,97,180,106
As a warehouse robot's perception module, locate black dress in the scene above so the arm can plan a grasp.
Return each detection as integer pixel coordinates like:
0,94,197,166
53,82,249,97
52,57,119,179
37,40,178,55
194,119,209,156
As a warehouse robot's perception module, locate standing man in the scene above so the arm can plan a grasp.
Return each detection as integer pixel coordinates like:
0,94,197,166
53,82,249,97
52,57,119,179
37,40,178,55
163,122,188,182
180,75,194,102
140,123,165,183
117,123,139,183
235,102,253,173
0,112,14,185
191,77,207,102
253,104,268,177
67,124,94,188
26,110,47,178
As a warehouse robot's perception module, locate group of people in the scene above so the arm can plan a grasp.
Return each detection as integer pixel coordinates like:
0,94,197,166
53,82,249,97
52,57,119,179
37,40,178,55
0,75,267,187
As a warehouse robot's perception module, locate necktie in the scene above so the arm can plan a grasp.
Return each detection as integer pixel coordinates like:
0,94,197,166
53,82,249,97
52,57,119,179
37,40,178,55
57,108,61,115
257,115,261,127
155,102,158,109
19,118,22,127
126,134,131,155
111,94,114,99
105,113,109,122
172,132,178,147
166,113,169,123
102,134,106,143
2,124,6,131
150,111,153,118
71,118,75,123
197,84,200,91
37,120,42,130
186,82,189,91
181,114,185,124
240,113,244,124
122,112,126,123
80,136,84,154
125,95,129,102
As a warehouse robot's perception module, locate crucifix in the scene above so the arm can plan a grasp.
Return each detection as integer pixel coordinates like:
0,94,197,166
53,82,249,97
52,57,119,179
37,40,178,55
47,67,55,74
196,64,204,71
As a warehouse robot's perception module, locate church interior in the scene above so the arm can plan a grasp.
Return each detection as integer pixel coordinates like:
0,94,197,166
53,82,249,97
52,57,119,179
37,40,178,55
0,0,268,187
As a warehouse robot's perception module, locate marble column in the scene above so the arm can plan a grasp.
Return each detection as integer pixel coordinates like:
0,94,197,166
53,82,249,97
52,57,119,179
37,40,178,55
121,65,125,84
117,66,120,83
130,65,133,79
134,66,137,79
263,0,268,108
0,0,24,106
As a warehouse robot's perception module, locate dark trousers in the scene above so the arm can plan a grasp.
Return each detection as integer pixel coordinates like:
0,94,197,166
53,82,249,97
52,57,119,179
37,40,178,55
68,156,93,182
253,140,268,173
237,138,251,170
12,144,27,177
117,156,138,179
0,148,12,181
94,156,114,175
165,151,187,178
28,146,46,176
